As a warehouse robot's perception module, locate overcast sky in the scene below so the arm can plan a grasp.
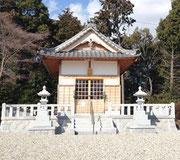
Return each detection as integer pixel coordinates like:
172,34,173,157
42,0,172,36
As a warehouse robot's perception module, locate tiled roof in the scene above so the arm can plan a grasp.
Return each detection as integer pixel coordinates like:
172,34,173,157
39,23,141,58
54,23,137,55
39,50,140,59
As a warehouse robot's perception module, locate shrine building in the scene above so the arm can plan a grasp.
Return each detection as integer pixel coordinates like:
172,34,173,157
39,23,140,114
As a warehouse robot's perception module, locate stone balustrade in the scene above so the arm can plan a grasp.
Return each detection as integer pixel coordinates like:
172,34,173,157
46,103,75,117
107,104,138,116
1,102,175,119
1,103,75,120
107,102,175,118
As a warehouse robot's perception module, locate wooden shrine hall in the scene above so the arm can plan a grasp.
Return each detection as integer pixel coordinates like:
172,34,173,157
39,23,140,114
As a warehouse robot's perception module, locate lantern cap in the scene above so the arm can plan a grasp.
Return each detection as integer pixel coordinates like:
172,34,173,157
133,86,147,97
37,86,51,97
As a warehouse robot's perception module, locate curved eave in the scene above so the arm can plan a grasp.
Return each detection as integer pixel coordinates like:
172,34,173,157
39,49,141,59
40,55,139,77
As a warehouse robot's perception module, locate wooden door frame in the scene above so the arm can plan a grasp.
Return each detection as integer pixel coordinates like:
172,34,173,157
75,79,104,113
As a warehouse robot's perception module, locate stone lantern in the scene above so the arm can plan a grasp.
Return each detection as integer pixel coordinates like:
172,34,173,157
28,86,55,135
128,86,155,133
38,86,50,105
133,86,147,109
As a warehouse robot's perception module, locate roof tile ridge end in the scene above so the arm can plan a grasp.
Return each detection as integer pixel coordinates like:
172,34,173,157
55,27,90,52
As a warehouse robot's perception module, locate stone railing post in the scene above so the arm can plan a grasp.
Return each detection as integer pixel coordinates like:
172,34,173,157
16,106,20,117
146,105,150,113
71,103,75,116
23,107,27,117
65,105,68,113
121,106,124,115
108,103,112,114
51,106,55,118
37,103,41,113
9,106,13,117
171,102,175,118
127,106,130,115
1,103,6,119
58,105,61,114
115,105,118,112
30,106,34,117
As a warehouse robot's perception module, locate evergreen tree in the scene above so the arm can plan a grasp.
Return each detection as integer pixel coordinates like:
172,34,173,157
53,8,83,46
14,0,50,33
122,28,162,103
156,0,180,101
92,0,135,43
0,0,16,13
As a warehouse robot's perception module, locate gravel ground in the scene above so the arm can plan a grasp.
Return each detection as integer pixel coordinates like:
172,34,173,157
0,132,180,160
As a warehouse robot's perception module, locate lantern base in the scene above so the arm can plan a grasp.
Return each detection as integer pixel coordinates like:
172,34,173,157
29,126,55,135
127,125,156,134
128,109,156,133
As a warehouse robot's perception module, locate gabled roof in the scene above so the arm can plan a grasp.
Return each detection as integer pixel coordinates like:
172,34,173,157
39,23,140,57
53,23,137,55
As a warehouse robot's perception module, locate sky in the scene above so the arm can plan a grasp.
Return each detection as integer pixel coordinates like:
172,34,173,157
42,0,172,36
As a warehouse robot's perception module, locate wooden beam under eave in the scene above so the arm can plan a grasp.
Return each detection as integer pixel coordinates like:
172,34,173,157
40,55,138,61
41,56,60,77
120,57,138,74
40,55,139,76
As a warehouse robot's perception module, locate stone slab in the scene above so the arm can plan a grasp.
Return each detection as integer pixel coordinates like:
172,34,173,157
28,127,55,135
127,125,156,134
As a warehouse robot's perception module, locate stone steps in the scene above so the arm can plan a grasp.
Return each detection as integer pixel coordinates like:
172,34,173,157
72,117,117,135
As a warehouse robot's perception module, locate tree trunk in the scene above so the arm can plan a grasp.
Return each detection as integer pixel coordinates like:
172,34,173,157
170,49,174,92
0,56,5,81
121,74,125,104
148,77,153,96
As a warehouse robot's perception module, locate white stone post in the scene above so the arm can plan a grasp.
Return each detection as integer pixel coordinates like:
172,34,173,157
58,105,61,114
1,103,6,119
51,106,55,118
37,103,41,115
127,106,130,115
121,106,124,115
114,105,117,112
71,103,75,116
16,106,20,117
65,106,68,113
9,106,13,117
159,106,163,116
30,106,34,117
108,103,112,114
171,102,175,118
23,107,27,117
146,105,150,113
